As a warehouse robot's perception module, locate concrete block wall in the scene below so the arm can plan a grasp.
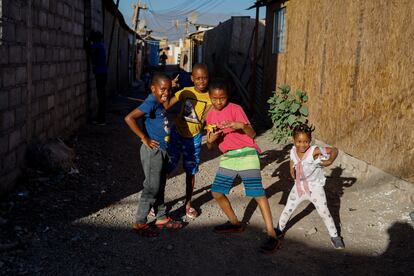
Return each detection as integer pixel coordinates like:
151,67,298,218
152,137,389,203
0,0,133,195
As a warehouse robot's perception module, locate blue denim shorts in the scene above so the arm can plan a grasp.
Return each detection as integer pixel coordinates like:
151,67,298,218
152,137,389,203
167,127,202,175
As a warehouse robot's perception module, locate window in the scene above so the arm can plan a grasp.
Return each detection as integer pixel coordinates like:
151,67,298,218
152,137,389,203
272,7,286,53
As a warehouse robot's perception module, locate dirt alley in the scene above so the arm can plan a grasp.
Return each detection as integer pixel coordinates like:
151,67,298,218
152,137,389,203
0,84,413,276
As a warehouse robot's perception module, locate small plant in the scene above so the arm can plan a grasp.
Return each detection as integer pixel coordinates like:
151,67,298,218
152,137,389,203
267,85,309,143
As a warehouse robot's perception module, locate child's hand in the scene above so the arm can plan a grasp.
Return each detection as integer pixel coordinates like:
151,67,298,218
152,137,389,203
172,74,179,88
142,136,160,149
220,121,245,130
319,147,338,167
207,129,223,144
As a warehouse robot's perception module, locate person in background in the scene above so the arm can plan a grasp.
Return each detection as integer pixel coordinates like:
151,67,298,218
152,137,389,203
90,31,108,126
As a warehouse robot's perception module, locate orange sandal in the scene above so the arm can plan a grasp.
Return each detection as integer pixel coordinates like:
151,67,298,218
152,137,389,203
155,217,184,230
132,223,159,237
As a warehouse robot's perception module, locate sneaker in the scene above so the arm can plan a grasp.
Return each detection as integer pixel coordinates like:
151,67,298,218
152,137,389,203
213,221,244,233
260,236,282,254
331,236,345,249
275,227,284,238
92,120,106,126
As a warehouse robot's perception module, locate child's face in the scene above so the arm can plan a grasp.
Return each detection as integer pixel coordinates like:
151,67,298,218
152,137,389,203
293,132,311,153
151,79,171,103
209,88,229,111
191,68,209,92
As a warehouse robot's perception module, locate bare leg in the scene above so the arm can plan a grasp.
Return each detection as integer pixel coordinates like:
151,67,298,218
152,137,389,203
185,173,195,209
212,192,240,225
255,196,276,237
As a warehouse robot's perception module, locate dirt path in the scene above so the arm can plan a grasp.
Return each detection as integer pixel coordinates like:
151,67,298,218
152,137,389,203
1,93,413,275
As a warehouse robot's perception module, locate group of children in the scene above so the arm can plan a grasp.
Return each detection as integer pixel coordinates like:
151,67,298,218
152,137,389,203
124,64,345,253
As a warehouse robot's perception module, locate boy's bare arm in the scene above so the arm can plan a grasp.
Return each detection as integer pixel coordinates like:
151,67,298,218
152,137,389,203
162,95,178,110
124,108,159,149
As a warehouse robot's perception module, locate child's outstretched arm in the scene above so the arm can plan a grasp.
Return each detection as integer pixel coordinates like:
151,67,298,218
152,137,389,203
124,108,160,149
162,94,178,110
316,146,338,167
221,121,256,138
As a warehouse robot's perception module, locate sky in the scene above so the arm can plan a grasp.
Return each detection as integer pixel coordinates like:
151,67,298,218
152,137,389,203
116,0,266,41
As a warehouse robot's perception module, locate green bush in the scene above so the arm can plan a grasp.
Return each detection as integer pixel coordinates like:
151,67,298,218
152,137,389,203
267,85,309,143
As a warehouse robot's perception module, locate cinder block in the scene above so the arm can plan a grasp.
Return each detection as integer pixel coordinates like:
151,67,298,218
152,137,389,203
0,134,9,155
53,48,59,61
9,87,22,107
0,46,9,64
2,21,16,43
9,128,21,150
0,92,9,110
41,30,49,44
15,106,26,125
56,77,63,90
32,64,41,81
9,2,22,22
57,2,63,16
16,66,27,84
39,97,48,113
42,0,49,9
32,28,41,44
31,100,40,117
49,64,56,77
41,64,48,80
15,24,27,44
47,13,54,29
47,95,54,109
38,11,47,27
9,46,22,64
0,110,15,130
35,47,45,63
49,31,56,46
2,67,16,88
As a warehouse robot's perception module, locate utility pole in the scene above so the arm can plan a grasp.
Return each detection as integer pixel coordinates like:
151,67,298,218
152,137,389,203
132,0,148,34
250,0,260,116
132,0,148,81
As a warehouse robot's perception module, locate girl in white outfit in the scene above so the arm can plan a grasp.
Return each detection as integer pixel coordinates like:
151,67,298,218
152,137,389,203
276,124,345,249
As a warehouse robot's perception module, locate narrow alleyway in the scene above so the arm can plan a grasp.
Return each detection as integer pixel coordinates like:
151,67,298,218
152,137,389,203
0,80,413,275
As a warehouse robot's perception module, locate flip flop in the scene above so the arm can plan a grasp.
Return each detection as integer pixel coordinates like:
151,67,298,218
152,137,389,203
185,207,198,219
155,217,184,230
132,223,159,237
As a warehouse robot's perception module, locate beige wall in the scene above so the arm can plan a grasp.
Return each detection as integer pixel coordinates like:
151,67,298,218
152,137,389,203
270,0,414,182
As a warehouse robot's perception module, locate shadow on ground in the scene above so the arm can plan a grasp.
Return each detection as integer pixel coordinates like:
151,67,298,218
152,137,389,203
2,219,412,275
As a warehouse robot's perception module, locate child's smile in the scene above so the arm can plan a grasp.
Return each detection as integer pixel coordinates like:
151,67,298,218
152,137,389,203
294,133,311,154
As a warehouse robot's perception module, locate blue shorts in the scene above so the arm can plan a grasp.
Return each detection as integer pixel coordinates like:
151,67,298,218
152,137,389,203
167,127,202,175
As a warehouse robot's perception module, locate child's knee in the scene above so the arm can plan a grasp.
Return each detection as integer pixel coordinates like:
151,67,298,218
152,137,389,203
212,191,224,199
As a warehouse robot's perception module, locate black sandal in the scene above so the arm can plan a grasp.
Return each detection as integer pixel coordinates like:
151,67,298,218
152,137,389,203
213,221,244,233
260,236,282,253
